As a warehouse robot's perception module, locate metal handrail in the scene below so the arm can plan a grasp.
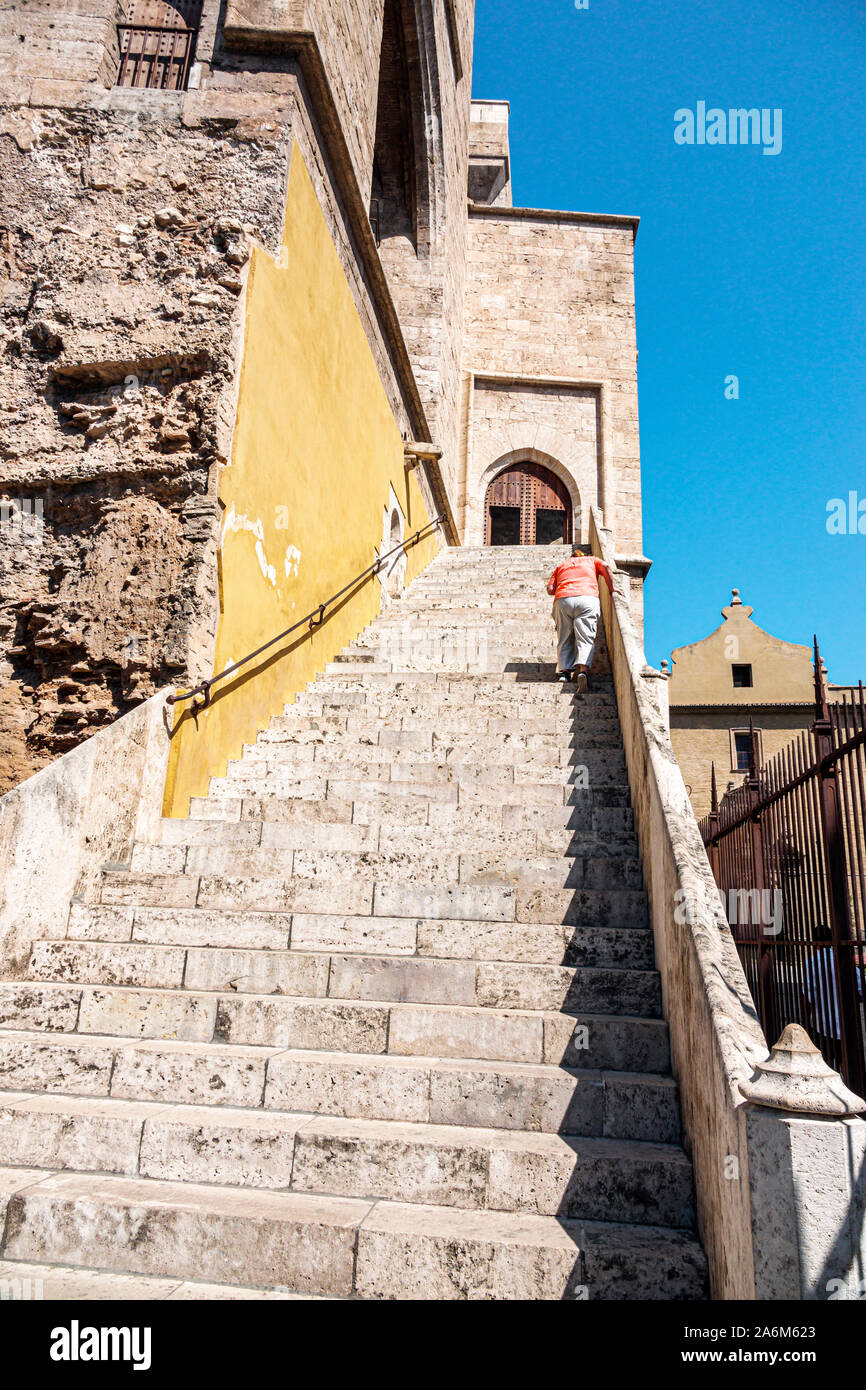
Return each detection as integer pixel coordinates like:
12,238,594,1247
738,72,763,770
166,514,445,711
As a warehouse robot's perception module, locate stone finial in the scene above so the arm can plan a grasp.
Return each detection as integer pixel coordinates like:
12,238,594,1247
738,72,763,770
739,1024,865,1116
660,659,670,675
722,588,754,621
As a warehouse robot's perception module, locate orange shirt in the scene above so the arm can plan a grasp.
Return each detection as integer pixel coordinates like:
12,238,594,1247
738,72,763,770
547,555,613,600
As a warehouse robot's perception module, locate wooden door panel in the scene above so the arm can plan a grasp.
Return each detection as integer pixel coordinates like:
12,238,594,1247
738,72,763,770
484,462,571,546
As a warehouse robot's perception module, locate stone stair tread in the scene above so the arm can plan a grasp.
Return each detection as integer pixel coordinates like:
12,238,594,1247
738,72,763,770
30,941,660,1018
0,1092,694,1228
0,1029,676,1089
0,984,671,1069
64,908,653,970
1,977,663,1023
0,1259,332,1300
0,1089,691,1161
0,1168,705,1299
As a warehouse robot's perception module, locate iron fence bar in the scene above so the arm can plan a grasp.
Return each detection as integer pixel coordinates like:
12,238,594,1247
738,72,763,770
849,692,866,937
700,644,866,1098
787,740,816,1039
166,514,445,711
813,666,866,1097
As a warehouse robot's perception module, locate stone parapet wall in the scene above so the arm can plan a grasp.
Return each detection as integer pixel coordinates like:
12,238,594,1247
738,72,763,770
0,686,172,979
592,506,866,1300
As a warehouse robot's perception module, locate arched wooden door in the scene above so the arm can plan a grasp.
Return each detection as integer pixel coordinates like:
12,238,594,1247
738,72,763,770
484,462,573,545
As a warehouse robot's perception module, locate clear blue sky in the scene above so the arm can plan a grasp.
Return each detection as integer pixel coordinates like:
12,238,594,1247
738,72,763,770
472,0,866,682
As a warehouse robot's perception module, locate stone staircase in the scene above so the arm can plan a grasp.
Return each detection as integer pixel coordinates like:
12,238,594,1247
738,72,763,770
0,545,708,1300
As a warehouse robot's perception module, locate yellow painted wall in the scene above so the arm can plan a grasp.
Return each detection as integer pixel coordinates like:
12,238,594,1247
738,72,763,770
163,143,440,817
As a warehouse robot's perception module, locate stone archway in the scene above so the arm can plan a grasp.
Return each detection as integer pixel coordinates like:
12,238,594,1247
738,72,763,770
475,449,582,547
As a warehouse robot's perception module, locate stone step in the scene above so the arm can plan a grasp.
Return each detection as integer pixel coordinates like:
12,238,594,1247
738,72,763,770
294,677,614,697
0,1031,285,1106
299,676,615,695
67,904,653,968
296,698,619,723
259,719,625,747
306,675,617,699
30,941,661,1016
329,656,567,675
208,764,629,796
0,1094,694,1227
0,1168,707,1299
97,868,648,928
234,738,628,770
0,1033,680,1141
128,844,643,892
0,983,671,1069
0,1259,327,1300
220,756,628,789
352,627,563,643
152,816,637,860
278,706,623,731
344,627,563,643
207,778,631,812
187,793,636,835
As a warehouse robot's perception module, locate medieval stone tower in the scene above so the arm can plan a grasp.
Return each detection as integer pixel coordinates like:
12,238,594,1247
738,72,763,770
0,0,645,799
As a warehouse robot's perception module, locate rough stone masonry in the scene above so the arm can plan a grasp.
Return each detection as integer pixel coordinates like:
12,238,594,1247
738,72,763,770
0,99,293,791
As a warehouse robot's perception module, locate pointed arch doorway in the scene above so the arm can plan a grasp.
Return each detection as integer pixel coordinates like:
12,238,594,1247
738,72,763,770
484,461,573,545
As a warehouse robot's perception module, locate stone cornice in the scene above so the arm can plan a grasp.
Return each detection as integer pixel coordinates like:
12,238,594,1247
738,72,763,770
670,702,814,712
469,201,640,239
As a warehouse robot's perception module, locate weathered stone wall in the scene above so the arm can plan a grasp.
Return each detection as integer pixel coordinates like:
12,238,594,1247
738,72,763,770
670,708,815,820
216,0,386,199
214,0,476,504
462,210,642,557
369,0,474,506
0,686,171,979
0,96,300,792
468,379,600,544
0,0,122,92
0,0,463,793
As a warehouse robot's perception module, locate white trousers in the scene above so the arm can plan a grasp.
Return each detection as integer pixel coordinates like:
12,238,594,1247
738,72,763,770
554,595,600,673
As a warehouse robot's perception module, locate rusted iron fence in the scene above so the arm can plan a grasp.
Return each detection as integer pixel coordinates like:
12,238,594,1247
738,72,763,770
699,643,866,1099
116,23,198,91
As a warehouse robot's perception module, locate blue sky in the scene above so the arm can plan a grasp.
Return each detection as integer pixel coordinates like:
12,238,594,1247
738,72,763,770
472,0,866,682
